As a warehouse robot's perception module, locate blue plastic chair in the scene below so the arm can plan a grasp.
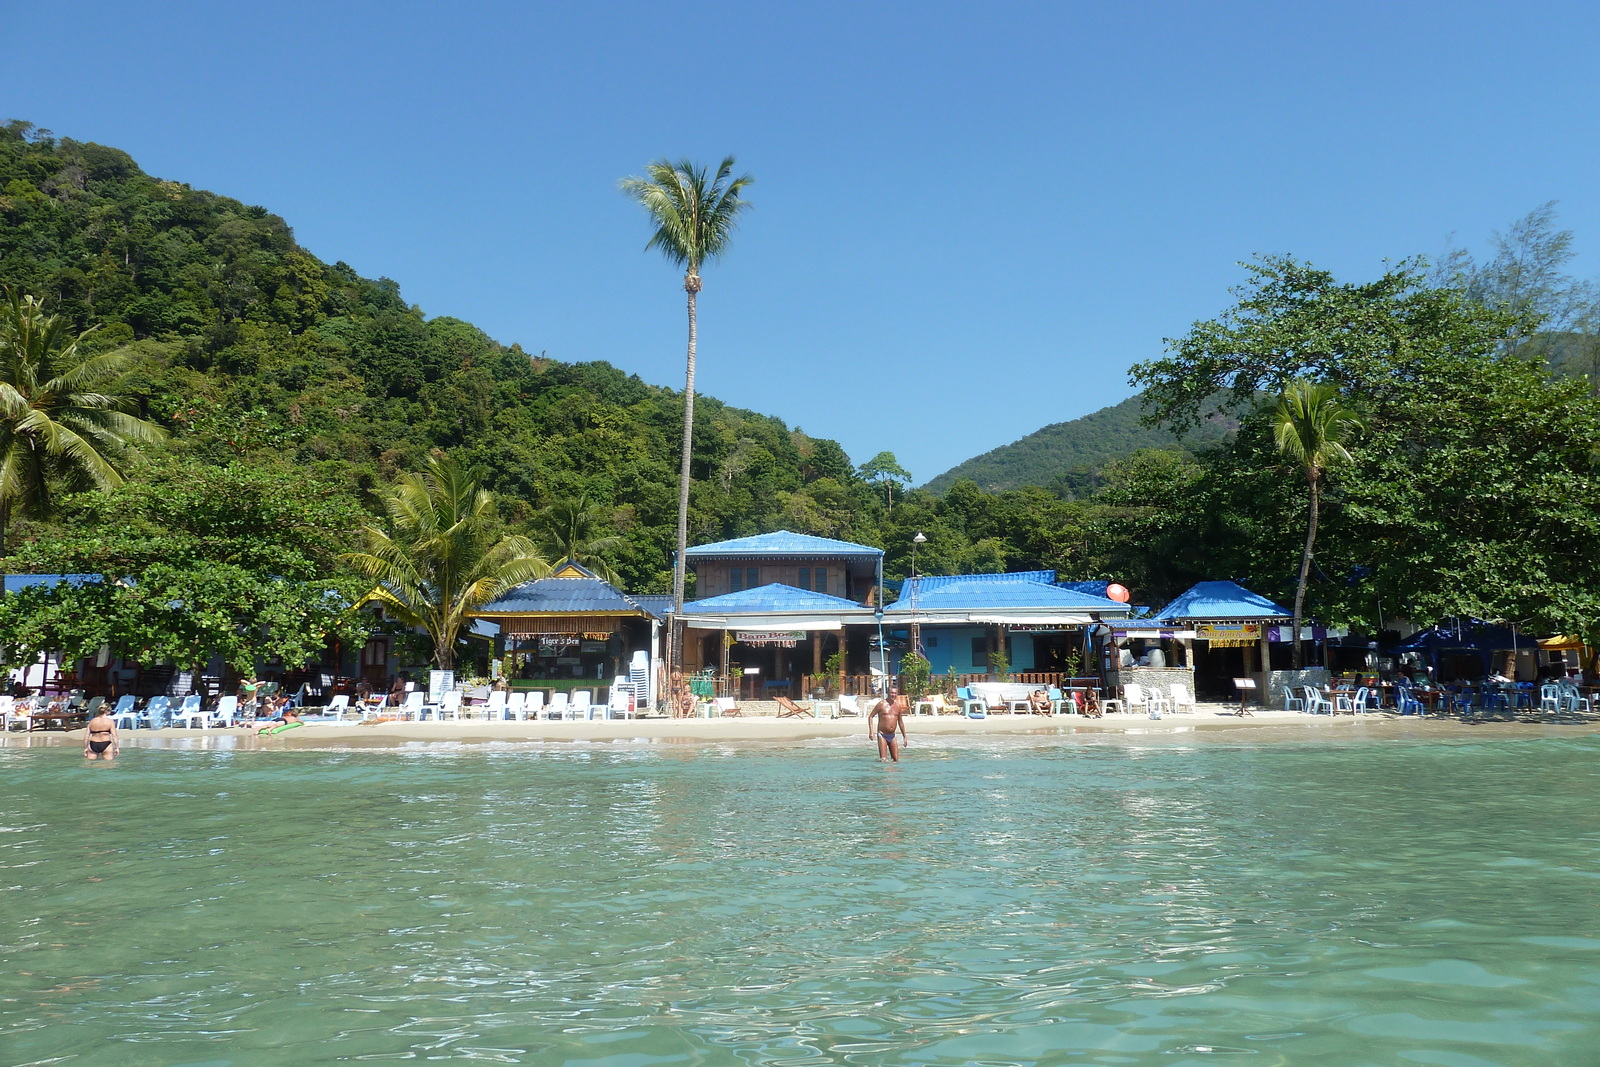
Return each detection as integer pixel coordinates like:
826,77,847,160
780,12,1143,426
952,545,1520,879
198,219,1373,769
1396,688,1425,716
956,687,987,719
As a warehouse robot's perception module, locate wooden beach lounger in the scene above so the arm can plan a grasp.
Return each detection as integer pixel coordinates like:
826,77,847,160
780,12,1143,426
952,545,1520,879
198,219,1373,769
775,695,814,718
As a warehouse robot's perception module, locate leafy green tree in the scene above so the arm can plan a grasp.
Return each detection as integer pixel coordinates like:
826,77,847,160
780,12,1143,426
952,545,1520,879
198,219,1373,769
1270,381,1363,668
859,450,912,507
620,157,754,627
1139,256,1600,639
532,495,625,583
3,458,374,673
0,290,166,548
343,453,549,669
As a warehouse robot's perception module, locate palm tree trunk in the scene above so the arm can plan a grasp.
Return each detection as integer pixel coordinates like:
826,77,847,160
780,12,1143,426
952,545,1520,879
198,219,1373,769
1292,476,1320,670
671,273,700,670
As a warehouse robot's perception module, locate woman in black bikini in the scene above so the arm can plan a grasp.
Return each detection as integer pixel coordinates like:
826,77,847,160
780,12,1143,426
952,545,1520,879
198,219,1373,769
83,706,119,760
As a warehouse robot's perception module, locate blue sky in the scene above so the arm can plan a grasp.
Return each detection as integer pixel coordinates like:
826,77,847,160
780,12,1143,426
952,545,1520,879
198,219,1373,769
5,1,1598,483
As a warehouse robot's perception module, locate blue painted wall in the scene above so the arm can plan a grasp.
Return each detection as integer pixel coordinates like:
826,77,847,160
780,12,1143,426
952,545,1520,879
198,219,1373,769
918,627,1035,674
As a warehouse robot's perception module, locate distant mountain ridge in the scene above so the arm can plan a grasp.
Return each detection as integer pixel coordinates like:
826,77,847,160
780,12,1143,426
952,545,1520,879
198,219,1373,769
923,394,1232,493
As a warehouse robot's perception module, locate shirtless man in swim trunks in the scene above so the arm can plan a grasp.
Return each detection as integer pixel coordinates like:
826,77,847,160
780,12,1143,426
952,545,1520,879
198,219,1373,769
83,705,119,760
867,686,908,762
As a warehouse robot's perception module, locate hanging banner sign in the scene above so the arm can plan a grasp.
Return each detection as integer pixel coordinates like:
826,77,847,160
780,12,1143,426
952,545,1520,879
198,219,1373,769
736,630,805,647
539,634,580,652
1196,623,1260,647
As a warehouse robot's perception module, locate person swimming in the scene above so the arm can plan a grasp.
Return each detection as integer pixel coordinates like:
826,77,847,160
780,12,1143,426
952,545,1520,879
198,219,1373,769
83,705,118,760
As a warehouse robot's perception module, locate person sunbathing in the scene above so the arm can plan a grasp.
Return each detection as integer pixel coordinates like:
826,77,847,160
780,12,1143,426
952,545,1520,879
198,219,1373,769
254,709,304,735
1028,689,1052,715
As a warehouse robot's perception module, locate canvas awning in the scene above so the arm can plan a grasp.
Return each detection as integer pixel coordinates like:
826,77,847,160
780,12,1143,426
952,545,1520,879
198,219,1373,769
967,614,1094,626
682,615,849,631
1538,635,1586,651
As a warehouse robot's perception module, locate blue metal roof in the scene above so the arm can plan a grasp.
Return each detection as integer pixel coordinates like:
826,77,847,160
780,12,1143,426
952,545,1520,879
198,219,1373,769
476,562,652,616
684,531,883,560
893,573,1121,611
683,583,865,614
1154,580,1291,622
631,595,675,620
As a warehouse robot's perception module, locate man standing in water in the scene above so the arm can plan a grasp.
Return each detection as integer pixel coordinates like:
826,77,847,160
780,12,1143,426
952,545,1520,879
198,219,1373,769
868,685,908,762
83,703,119,761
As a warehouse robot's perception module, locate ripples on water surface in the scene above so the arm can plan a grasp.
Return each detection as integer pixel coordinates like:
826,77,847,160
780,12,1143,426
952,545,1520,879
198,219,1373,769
3,734,1600,1065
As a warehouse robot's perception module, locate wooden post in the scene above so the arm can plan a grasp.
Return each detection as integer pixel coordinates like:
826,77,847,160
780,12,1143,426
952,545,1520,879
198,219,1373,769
1257,625,1272,707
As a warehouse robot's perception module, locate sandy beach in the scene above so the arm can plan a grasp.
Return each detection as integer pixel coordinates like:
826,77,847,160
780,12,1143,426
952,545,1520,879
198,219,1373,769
8,707,1599,751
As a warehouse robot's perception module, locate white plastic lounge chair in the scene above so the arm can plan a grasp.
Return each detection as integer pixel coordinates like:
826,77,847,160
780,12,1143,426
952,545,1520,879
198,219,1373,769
208,695,239,728
571,690,593,720
141,695,171,729
109,695,139,729
548,692,570,720
837,694,863,717
323,694,353,722
0,695,15,731
175,694,207,729
484,690,508,721
524,691,545,720
506,692,527,721
1168,683,1197,714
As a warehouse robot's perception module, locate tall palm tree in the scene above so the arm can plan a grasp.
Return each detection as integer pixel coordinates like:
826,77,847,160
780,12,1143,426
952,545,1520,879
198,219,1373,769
0,290,167,550
620,157,753,656
1271,380,1365,668
343,453,550,670
532,495,626,584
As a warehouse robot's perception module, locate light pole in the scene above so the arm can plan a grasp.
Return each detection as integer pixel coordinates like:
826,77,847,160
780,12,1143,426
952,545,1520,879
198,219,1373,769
909,532,927,655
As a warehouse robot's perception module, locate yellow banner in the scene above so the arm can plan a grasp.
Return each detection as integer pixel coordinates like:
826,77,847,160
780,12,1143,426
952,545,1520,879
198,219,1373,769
1197,623,1260,647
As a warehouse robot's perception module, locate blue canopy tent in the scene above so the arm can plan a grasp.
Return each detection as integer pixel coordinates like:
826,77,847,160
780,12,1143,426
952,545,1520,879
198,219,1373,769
1390,621,1528,681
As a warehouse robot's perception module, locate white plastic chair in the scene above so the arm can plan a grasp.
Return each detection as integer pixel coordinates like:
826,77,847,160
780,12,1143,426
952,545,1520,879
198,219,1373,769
571,690,592,720
548,692,570,719
435,690,462,721
506,692,527,721
607,683,632,719
1352,687,1377,714
1168,683,1197,714
1303,686,1334,715
1539,684,1561,713
838,694,862,717
175,694,207,728
1284,687,1306,712
483,691,508,721
399,691,425,721
525,691,545,719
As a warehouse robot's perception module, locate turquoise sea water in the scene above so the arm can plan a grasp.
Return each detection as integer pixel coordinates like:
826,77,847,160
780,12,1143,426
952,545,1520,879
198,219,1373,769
3,734,1599,1066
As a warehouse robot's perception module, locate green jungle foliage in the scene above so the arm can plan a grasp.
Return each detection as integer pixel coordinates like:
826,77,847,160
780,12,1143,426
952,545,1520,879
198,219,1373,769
2,119,1598,665
0,120,882,597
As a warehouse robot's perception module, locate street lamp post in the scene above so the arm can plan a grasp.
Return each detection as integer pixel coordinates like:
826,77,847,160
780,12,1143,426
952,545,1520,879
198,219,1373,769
910,532,927,654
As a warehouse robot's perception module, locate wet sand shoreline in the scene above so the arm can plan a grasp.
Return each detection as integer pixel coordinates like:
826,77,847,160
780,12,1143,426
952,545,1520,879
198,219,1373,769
7,709,1599,751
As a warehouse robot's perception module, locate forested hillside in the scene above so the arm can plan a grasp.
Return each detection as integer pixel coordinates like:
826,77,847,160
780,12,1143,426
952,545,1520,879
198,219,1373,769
922,394,1232,494
4,120,1599,650
0,120,876,593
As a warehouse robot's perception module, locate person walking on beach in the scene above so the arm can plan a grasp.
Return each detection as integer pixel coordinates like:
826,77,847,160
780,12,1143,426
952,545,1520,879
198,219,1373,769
868,686,908,762
83,704,119,760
